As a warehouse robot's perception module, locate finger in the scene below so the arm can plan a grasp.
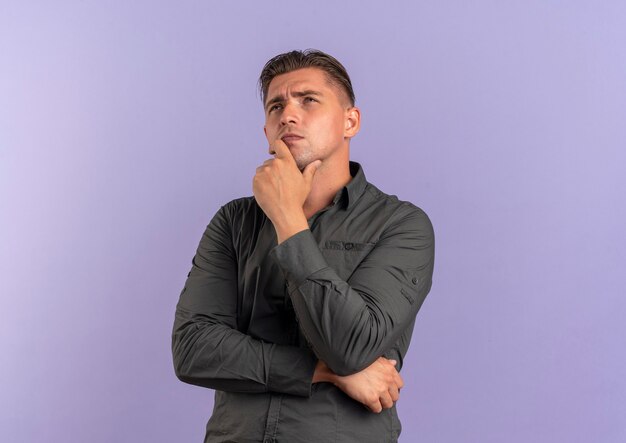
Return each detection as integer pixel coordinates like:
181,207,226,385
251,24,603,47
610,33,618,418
375,356,388,366
256,162,273,173
395,372,404,390
269,138,292,160
377,357,394,367
379,392,394,410
389,384,400,402
302,160,322,185
368,400,383,414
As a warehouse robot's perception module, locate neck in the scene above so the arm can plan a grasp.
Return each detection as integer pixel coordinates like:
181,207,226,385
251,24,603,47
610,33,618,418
303,159,352,220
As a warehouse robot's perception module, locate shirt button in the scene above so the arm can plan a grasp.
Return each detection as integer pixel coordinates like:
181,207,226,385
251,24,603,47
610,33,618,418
344,242,354,250
412,277,418,284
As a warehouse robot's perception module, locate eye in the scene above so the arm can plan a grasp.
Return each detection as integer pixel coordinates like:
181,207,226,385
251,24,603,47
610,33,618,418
268,103,282,113
303,97,317,103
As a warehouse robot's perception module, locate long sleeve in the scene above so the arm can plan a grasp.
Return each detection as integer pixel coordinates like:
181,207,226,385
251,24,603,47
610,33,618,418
171,204,317,397
270,204,434,376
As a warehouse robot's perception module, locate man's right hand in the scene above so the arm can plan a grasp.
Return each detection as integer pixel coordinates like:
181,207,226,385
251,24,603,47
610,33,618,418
312,357,404,413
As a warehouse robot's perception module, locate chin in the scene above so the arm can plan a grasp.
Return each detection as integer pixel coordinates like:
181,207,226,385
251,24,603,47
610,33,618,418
293,153,313,171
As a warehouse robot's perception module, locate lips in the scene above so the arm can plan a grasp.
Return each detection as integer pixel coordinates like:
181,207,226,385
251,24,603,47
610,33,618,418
281,133,304,145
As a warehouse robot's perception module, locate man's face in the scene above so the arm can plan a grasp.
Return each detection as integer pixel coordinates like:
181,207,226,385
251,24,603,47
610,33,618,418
263,67,355,170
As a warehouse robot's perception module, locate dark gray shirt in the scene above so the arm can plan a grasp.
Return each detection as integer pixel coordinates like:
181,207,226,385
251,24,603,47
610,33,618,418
172,162,435,443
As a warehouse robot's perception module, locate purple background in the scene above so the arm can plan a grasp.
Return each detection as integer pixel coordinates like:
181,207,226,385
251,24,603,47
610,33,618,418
2,1,625,442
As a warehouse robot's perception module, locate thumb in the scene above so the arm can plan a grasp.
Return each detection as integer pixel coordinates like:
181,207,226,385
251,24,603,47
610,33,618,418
302,160,322,184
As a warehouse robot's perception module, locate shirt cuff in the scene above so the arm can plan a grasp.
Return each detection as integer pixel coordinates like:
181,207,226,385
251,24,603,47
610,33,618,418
267,344,317,397
270,229,328,291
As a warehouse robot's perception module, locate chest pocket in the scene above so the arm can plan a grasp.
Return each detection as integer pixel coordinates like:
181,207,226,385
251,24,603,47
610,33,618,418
321,240,376,281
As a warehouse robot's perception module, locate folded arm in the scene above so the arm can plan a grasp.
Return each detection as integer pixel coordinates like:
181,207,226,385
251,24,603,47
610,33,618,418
172,204,317,397
270,205,435,376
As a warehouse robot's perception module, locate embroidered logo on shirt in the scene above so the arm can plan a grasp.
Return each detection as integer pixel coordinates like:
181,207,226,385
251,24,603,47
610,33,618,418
323,241,376,251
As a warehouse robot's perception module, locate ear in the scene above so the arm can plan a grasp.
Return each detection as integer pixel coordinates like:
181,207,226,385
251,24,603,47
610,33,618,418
344,106,361,139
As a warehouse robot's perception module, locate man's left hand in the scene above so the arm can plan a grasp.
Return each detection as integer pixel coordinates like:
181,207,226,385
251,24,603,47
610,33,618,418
313,358,404,413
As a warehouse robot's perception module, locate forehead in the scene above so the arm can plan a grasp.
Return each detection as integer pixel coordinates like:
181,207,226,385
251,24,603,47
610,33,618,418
266,67,341,101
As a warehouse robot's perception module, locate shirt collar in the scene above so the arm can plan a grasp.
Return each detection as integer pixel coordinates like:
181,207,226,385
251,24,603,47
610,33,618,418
332,161,368,209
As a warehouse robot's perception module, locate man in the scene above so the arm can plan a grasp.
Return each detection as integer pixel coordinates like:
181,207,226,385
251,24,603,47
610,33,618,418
172,49,434,443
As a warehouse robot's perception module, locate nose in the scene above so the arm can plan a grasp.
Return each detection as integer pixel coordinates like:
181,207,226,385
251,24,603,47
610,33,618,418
280,100,299,126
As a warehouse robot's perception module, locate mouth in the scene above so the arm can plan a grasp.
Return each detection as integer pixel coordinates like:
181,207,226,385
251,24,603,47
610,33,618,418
281,133,304,144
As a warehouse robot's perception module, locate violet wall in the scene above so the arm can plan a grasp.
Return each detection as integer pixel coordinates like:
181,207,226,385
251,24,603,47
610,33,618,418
2,1,625,441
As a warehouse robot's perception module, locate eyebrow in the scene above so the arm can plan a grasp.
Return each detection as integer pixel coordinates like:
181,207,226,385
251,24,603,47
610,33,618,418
265,90,323,110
